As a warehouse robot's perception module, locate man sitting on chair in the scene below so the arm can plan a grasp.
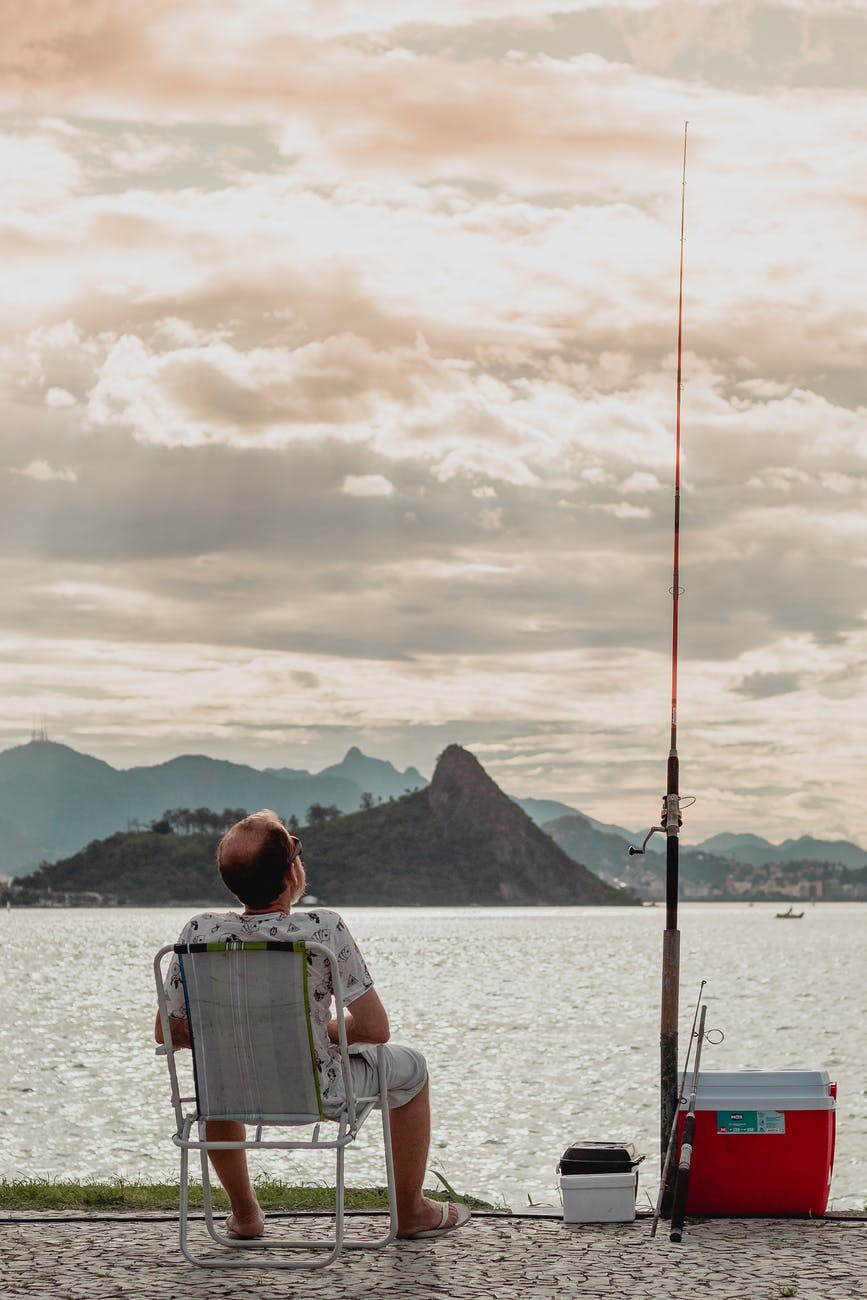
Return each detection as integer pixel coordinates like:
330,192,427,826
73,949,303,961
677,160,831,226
155,808,470,1241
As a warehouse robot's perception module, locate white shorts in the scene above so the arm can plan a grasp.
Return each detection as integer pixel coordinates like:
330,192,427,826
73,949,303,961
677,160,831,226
345,1043,428,1110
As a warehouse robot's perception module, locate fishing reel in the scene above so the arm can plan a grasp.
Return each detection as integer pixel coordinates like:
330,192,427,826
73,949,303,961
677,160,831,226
628,796,695,855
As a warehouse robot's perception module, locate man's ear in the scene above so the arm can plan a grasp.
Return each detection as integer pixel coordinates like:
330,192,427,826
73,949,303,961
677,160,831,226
288,855,306,902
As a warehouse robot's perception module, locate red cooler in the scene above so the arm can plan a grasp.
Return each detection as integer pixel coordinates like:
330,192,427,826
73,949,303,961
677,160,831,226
676,1069,836,1215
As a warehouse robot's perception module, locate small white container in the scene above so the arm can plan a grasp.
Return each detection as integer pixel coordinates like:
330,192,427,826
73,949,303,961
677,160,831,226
560,1172,636,1223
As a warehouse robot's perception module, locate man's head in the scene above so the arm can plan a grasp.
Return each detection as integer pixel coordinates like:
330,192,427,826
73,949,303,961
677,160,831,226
217,809,305,909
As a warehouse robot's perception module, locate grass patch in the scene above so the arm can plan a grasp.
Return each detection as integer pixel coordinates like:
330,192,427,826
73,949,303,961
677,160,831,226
0,1176,492,1213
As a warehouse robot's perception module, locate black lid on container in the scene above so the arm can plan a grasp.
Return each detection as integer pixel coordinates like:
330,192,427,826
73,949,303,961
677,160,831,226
558,1141,643,1174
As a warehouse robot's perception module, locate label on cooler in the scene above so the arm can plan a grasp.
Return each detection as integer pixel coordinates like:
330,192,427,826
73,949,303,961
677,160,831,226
716,1110,786,1134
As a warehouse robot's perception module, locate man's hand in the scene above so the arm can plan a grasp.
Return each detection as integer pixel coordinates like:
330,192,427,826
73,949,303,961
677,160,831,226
327,988,390,1046
154,1010,191,1050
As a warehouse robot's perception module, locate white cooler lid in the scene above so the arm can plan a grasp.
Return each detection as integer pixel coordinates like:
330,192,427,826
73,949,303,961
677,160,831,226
677,1069,835,1111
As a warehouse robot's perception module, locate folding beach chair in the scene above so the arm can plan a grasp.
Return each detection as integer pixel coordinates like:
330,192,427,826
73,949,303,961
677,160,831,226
154,939,397,1270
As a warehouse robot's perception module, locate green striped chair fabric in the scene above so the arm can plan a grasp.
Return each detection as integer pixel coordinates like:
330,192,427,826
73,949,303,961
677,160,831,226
176,941,324,1123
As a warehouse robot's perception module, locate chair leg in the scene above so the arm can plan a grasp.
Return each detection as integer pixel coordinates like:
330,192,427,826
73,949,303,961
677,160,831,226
335,1144,345,1256
178,1148,342,1269
382,1095,398,1240
178,1144,191,1260
174,1106,396,1268
199,1136,224,1245
343,1077,397,1250
178,1133,343,1269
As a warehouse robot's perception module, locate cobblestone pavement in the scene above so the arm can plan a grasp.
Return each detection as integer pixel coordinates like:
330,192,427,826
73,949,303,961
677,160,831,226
1,1213,865,1299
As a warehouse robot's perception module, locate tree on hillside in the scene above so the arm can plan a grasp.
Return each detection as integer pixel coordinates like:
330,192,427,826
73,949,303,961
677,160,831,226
360,792,375,810
306,803,342,828
158,806,248,835
191,807,216,833
221,808,248,830
162,807,194,834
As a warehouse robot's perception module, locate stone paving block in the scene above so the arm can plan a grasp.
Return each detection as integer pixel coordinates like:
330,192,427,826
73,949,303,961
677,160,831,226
1,1214,866,1299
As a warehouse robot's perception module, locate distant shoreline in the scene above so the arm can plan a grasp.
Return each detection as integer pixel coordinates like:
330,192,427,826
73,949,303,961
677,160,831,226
4,898,865,910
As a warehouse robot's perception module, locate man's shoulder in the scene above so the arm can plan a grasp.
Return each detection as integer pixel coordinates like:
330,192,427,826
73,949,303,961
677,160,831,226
289,906,347,935
177,910,239,938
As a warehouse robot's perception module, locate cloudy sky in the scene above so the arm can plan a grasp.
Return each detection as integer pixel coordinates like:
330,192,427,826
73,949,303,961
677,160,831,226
2,1,866,844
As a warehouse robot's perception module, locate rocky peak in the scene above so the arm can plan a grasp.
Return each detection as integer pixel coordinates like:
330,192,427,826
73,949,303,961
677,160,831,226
428,744,516,844
427,744,632,902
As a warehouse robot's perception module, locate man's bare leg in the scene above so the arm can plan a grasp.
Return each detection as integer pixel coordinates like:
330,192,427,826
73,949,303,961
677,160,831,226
389,1081,461,1237
205,1088,458,1241
204,1120,265,1237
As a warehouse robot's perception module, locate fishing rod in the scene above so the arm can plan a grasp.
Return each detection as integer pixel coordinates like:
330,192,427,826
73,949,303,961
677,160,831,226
669,1003,707,1243
628,121,690,1211
649,979,704,1238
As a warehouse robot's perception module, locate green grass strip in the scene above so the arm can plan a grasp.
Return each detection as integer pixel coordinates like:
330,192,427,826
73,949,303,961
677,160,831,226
0,1176,492,1212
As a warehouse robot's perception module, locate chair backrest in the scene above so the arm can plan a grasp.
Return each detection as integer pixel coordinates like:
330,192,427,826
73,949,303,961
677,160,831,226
175,940,327,1124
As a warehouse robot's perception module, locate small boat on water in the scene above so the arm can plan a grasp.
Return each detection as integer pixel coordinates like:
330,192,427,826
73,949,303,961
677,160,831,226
775,905,804,919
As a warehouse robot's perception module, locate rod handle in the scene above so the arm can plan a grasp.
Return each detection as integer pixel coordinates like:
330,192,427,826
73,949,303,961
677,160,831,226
668,1112,695,1242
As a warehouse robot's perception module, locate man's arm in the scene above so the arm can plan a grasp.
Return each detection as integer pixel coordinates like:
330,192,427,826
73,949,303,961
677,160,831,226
154,1010,191,1050
327,987,390,1046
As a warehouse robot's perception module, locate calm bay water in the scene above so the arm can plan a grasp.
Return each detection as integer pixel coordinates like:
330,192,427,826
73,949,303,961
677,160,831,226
1,904,864,1209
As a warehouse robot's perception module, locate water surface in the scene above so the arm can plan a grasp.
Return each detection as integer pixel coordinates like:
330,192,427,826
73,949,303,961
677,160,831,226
2,904,863,1209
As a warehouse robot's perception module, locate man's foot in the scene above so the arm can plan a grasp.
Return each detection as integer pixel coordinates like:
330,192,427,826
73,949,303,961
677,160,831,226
397,1198,471,1240
225,1207,265,1239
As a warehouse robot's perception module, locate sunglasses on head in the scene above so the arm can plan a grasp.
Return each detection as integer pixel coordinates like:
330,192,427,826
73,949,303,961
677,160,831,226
288,835,303,865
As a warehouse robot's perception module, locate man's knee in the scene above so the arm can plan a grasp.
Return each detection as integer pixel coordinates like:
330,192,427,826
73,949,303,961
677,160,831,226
347,1042,428,1109
382,1044,428,1108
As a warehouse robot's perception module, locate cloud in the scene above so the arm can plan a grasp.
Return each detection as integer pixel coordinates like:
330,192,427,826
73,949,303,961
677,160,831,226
340,474,396,497
477,506,504,531
86,331,462,447
620,472,662,494
9,460,78,482
593,501,653,520
101,132,195,174
44,387,77,407
733,669,804,698
1,3,866,846
0,131,82,205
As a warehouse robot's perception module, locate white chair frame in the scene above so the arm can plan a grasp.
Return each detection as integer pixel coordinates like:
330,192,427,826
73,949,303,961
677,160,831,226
154,940,398,1270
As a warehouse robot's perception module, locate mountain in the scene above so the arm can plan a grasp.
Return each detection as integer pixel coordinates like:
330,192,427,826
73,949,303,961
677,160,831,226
321,745,426,799
541,814,757,897
0,742,126,870
3,737,865,885
0,742,372,876
696,831,867,870
778,837,867,869
517,797,665,853
289,745,635,906
697,832,773,857
540,812,640,886
269,746,426,803
543,816,867,884
6,828,229,907
123,755,359,827
516,796,582,826
6,745,638,907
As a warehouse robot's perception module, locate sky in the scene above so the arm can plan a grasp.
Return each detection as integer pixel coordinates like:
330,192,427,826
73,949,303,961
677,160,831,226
1,1,866,845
